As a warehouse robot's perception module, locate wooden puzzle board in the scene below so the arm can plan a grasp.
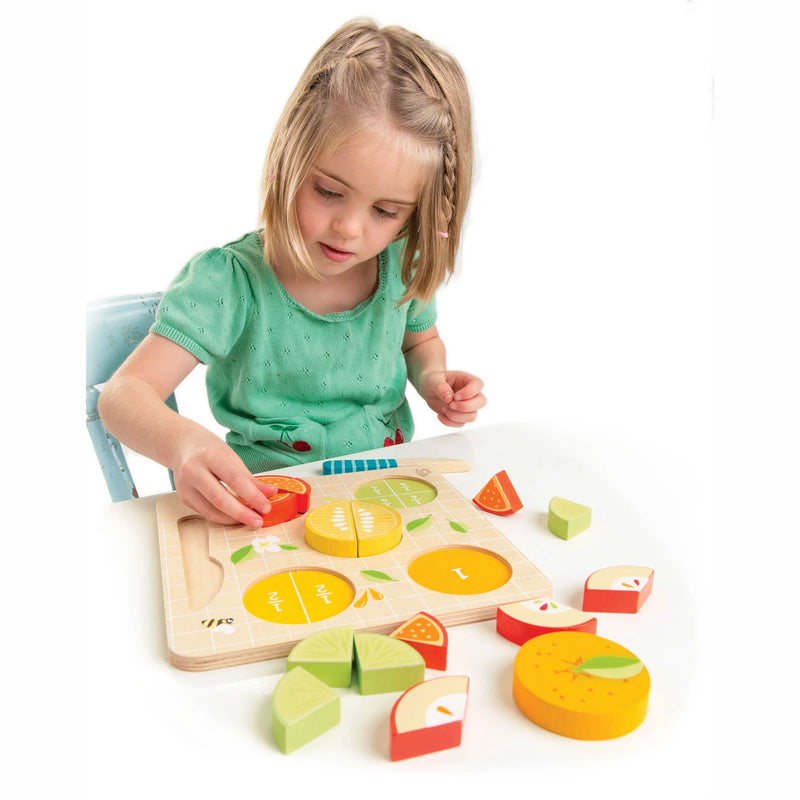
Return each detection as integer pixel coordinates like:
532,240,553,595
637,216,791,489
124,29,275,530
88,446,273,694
156,468,552,671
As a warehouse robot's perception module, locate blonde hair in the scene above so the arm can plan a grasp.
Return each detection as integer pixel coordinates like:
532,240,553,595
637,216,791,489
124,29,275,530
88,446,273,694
259,18,473,304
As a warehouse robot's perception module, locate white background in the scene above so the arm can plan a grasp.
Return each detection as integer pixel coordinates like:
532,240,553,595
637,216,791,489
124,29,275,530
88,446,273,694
5,0,799,795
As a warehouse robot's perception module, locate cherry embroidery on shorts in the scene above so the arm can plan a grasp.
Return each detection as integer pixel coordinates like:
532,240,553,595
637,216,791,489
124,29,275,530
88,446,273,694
383,428,404,447
269,423,312,452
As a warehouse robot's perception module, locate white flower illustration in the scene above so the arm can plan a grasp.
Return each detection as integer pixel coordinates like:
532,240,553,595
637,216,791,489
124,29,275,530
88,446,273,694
252,535,282,553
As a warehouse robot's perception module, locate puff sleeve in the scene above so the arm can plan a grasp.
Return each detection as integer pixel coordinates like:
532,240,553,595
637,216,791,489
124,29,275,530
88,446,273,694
150,248,255,364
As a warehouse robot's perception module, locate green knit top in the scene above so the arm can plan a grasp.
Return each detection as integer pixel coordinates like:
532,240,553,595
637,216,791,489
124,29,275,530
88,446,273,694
151,230,436,471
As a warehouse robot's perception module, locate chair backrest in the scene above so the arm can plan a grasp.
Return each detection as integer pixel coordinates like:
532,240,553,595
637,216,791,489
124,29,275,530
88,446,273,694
86,292,177,501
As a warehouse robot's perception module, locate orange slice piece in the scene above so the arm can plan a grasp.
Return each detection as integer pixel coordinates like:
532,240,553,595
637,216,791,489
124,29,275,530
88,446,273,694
256,475,311,512
513,631,650,740
473,470,523,516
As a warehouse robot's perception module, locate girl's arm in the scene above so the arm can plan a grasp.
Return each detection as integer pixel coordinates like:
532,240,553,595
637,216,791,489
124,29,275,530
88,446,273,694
97,333,276,527
402,326,486,427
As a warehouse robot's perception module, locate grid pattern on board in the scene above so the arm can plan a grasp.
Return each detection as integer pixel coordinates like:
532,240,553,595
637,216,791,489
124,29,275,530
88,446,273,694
156,468,552,670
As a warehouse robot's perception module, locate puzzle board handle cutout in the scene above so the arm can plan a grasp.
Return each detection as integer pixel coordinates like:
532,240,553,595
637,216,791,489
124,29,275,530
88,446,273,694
178,516,224,610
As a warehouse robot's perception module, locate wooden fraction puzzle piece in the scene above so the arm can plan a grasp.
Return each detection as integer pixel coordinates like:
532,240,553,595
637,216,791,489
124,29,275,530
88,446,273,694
496,599,597,645
304,499,402,558
512,631,650,740
286,626,354,688
272,666,340,754
582,566,654,613
473,470,523,516
255,475,311,528
353,633,425,695
389,611,448,670
390,676,470,761
547,496,592,540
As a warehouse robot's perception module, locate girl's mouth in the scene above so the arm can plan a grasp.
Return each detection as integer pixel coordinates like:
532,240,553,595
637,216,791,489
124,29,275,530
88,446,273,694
319,242,354,263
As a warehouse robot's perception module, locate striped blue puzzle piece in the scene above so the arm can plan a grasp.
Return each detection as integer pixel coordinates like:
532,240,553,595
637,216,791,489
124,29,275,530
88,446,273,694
322,458,399,474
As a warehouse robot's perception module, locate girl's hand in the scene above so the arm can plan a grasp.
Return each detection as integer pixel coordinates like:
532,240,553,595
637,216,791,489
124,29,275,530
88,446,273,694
98,333,278,529
419,370,487,427
171,428,279,528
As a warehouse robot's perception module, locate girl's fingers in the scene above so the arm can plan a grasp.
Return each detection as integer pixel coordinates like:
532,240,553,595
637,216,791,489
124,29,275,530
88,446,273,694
453,378,485,404
182,474,266,528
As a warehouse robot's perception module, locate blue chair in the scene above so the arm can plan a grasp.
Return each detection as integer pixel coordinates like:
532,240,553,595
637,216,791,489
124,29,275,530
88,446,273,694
86,293,177,501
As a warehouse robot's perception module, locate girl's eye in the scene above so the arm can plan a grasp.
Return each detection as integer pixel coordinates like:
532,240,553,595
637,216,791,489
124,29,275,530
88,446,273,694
374,206,398,220
314,183,341,200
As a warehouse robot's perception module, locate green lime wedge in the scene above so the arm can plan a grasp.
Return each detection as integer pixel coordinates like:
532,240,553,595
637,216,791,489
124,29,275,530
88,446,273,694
272,667,340,754
354,633,425,695
547,496,592,540
287,626,354,688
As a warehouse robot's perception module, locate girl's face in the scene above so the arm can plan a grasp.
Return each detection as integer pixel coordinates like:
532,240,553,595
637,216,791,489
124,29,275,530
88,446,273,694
294,129,426,278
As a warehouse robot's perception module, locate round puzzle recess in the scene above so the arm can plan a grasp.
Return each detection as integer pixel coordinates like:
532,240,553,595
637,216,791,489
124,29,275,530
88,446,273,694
408,546,512,595
243,568,355,624
354,476,438,508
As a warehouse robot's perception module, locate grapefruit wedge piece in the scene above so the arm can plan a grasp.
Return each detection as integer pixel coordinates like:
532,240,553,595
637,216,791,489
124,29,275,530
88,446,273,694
389,611,448,670
473,470,523,516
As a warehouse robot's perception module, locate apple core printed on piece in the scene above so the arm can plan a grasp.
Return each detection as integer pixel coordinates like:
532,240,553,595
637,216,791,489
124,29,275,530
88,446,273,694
496,598,597,645
582,566,654,613
547,496,592,540
390,676,469,761
272,667,340,754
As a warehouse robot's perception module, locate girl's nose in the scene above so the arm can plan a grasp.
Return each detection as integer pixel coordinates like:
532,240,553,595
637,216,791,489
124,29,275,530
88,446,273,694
332,209,361,239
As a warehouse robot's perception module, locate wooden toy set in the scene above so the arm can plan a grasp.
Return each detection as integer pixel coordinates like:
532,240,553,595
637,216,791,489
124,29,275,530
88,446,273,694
155,466,552,671
270,620,468,758
156,464,656,755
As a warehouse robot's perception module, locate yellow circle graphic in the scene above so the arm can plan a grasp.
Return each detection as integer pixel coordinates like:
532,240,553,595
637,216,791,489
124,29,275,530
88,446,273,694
242,568,355,624
407,547,512,595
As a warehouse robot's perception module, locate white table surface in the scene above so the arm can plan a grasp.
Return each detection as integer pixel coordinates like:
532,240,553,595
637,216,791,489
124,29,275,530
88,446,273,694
79,422,716,796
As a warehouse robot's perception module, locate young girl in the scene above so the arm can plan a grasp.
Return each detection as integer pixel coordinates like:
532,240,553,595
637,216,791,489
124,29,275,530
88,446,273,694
99,19,486,528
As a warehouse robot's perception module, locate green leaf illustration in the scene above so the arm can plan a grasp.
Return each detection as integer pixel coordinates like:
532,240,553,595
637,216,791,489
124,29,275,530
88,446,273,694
576,656,644,679
449,520,468,533
580,656,639,670
278,544,298,550
231,544,255,564
406,514,433,532
361,569,397,582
